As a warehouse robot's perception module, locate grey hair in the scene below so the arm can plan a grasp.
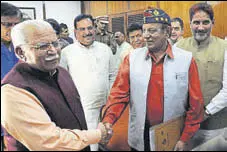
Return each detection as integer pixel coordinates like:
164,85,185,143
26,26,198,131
11,19,54,48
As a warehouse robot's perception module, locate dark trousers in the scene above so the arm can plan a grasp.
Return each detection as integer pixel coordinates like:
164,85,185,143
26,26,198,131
1,136,3,151
144,120,151,151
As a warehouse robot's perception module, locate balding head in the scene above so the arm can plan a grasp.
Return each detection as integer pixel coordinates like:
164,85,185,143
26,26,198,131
11,19,57,49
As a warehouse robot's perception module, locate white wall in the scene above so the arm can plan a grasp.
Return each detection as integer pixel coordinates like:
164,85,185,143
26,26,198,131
45,1,81,40
2,1,81,40
2,1,43,19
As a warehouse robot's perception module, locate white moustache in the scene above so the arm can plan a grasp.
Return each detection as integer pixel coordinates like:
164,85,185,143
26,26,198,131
45,54,59,61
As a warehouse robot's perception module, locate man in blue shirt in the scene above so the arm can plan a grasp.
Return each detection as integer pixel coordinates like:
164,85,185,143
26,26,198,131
1,2,22,80
1,2,22,150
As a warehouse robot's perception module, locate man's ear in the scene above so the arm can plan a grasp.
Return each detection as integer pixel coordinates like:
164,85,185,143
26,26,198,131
15,47,25,60
166,26,172,38
181,29,184,36
74,29,77,39
212,19,215,25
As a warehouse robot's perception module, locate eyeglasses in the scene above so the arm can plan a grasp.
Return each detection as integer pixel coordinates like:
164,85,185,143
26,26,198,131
77,26,94,32
29,40,61,50
1,22,19,28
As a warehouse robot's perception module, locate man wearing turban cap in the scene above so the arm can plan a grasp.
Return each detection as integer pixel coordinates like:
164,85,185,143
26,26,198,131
101,7,204,151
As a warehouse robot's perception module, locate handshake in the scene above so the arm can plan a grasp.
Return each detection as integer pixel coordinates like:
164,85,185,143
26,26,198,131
97,122,113,145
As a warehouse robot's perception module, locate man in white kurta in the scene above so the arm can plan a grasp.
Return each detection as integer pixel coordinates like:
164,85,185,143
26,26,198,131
114,31,133,67
60,14,117,151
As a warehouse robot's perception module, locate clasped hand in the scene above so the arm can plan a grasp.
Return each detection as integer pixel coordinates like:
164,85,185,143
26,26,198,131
97,122,113,145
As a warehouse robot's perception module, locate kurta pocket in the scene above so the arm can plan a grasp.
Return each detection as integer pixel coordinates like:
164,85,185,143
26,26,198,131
207,60,222,83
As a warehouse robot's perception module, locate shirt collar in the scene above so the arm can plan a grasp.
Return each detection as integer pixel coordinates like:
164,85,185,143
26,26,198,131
145,42,174,61
75,40,96,49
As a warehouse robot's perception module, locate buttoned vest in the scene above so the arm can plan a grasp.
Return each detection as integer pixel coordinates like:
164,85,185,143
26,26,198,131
176,36,227,130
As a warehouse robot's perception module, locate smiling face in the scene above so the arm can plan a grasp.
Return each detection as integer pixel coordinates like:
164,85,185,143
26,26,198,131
13,21,61,73
128,29,145,49
190,10,213,43
75,18,95,47
143,23,168,52
170,21,184,43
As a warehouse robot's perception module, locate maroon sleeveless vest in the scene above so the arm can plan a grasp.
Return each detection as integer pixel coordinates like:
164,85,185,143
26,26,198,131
1,62,90,151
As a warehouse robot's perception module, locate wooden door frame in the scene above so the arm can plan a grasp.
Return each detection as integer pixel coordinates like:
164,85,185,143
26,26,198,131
108,12,126,34
109,9,144,37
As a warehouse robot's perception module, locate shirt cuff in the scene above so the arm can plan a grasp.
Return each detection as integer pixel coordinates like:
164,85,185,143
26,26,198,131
70,129,101,145
102,114,115,124
180,132,191,143
206,102,218,115
179,124,200,143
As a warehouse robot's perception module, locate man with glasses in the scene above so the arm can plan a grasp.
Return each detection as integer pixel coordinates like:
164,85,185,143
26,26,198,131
1,2,22,151
1,19,113,151
176,2,227,150
100,8,204,151
1,2,22,79
60,14,117,151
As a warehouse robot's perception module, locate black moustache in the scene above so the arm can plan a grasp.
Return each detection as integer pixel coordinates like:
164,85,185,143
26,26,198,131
195,30,207,33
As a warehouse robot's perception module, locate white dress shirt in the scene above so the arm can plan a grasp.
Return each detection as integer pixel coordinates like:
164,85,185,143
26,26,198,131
114,41,133,67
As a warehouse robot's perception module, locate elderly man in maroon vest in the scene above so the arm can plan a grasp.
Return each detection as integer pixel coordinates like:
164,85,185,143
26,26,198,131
1,20,112,151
